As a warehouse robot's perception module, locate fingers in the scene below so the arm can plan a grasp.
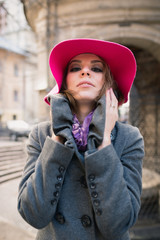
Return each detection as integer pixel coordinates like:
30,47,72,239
103,88,118,144
106,88,118,109
52,133,65,144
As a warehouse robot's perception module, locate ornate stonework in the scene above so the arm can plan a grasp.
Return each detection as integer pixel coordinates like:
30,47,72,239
21,0,160,92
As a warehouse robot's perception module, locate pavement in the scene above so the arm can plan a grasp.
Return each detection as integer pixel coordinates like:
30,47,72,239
0,139,37,240
0,177,37,240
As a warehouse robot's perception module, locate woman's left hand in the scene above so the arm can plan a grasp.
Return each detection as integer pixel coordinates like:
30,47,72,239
98,88,118,150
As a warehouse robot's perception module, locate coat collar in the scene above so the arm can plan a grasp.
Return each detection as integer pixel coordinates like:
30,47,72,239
50,94,84,164
50,94,116,153
87,95,116,151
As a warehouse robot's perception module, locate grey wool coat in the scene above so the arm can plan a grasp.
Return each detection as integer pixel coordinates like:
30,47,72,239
18,94,144,240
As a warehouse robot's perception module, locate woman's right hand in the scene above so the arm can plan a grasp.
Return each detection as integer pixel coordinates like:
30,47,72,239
51,132,65,144
98,88,118,150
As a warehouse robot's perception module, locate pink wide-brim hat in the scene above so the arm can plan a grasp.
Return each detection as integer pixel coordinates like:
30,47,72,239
44,38,137,105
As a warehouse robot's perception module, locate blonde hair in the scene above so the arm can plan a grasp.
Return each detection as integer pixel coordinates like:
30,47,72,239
60,56,124,112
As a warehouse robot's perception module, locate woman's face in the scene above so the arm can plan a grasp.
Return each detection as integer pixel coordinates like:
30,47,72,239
66,53,106,104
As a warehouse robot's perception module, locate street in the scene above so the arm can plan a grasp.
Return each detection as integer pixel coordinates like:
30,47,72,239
0,178,36,240
0,140,37,240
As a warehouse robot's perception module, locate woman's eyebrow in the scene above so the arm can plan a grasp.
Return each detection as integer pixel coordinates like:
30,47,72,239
91,60,103,64
69,60,81,65
69,59,103,65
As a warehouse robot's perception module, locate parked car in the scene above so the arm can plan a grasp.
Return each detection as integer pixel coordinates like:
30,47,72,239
7,120,31,141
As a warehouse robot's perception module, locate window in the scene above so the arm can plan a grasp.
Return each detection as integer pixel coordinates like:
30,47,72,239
13,90,18,102
14,64,19,77
0,88,2,100
13,114,17,120
0,61,3,72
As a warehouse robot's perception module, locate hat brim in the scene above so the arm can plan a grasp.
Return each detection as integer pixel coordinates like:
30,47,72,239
44,38,136,105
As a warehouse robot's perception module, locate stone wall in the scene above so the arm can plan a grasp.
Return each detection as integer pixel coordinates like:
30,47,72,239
130,48,160,173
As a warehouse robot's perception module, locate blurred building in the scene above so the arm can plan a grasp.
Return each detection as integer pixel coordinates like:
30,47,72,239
0,37,26,121
0,0,38,124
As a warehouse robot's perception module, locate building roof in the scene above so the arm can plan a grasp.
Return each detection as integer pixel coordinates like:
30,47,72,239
0,37,27,56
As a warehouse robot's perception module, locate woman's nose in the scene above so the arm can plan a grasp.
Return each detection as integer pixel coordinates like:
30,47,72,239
81,72,90,76
81,69,90,77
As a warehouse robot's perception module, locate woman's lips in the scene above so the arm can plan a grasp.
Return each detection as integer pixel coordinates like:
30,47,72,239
77,81,94,87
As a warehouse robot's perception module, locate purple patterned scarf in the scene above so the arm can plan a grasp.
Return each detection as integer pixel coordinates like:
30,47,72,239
72,111,94,151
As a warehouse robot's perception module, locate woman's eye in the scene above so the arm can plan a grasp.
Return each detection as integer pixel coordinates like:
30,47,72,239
70,67,81,72
91,67,103,72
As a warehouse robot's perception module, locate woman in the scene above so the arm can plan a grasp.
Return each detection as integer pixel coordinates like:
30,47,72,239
18,39,144,240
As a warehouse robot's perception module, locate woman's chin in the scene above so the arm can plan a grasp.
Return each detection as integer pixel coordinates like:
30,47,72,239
75,96,97,104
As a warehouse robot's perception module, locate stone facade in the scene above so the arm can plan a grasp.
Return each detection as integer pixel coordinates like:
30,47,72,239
21,0,160,173
0,0,38,124
0,39,38,124
0,47,26,122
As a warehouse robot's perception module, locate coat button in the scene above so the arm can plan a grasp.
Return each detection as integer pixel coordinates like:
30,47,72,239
81,215,92,228
55,182,61,190
80,176,87,188
53,191,59,197
51,199,57,205
55,212,65,224
59,166,65,174
57,174,63,181
89,182,96,189
91,191,98,198
95,208,102,216
88,174,95,182
93,199,100,207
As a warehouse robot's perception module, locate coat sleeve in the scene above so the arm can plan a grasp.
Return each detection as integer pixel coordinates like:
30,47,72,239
84,126,144,239
17,124,74,229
